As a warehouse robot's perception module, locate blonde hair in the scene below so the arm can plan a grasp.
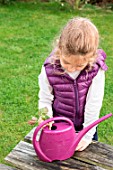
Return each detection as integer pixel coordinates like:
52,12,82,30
52,17,99,70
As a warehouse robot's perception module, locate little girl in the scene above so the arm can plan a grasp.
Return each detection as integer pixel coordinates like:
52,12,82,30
38,17,108,151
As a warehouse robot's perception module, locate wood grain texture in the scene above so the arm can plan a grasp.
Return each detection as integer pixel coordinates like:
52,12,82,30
74,141,113,170
0,164,18,170
24,127,36,143
5,141,106,170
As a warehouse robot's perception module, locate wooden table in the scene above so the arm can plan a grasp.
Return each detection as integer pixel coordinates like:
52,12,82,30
4,127,113,170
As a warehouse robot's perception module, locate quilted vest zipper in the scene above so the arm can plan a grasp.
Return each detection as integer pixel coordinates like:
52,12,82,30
74,80,79,118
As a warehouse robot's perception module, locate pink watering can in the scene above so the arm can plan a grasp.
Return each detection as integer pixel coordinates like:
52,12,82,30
33,113,112,162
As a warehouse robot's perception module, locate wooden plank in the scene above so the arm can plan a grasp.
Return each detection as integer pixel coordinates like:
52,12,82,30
24,127,38,143
5,141,105,170
74,141,113,170
0,164,18,170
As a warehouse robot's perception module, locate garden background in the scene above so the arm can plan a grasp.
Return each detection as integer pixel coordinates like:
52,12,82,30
0,0,113,164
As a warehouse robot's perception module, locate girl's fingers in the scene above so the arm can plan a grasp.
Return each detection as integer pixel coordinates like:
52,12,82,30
76,145,85,151
28,120,36,125
28,117,38,125
75,140,90,151
75,144,81,151
48,121,54,130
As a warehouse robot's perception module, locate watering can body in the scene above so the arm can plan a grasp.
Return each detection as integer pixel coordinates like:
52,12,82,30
33,113,112,162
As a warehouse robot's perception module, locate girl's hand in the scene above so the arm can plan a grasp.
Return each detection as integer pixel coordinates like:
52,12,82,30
46,121,54,130
28,108,49,126
75,139,91,151
28,108,53,129
28,116,38,125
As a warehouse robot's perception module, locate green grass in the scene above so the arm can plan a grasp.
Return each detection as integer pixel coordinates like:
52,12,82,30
0,1,113,164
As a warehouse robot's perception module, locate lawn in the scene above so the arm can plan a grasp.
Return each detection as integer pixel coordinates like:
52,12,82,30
0,1,113,164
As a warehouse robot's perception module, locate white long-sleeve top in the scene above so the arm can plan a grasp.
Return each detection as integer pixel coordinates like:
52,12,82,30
38,66,105,143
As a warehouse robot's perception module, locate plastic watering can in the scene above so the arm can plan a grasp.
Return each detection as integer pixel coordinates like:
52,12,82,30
33,113,112,162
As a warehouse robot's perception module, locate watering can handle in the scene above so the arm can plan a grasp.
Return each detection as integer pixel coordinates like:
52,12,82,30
36,116,73,132
33,116,73,162
33,116,73,140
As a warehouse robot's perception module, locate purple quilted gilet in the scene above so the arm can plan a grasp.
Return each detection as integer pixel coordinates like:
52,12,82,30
44,49,108,131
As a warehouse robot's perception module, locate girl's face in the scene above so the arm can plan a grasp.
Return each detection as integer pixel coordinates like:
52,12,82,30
60,54,88,72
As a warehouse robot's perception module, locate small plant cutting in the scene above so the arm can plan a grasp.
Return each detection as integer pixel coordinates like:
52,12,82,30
28,107,50,125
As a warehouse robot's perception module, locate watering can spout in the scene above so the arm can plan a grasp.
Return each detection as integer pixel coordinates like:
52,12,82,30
73,113,112,150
